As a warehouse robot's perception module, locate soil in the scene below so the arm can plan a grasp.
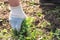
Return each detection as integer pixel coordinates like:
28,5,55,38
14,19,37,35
0,0,60,40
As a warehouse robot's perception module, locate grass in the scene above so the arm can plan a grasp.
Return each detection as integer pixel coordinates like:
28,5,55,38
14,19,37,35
0,17,60,40
0,1,60,40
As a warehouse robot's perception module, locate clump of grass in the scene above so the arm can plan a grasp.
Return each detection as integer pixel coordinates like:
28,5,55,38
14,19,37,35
11,17,36,40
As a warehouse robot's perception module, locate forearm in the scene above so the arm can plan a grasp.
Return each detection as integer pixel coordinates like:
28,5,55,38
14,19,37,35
8,0,20,7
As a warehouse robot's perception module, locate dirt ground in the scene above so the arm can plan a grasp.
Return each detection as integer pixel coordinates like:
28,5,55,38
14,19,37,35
0,0,60,40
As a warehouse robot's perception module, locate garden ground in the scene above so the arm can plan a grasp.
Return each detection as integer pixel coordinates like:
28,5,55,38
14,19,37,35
0,0,60,40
